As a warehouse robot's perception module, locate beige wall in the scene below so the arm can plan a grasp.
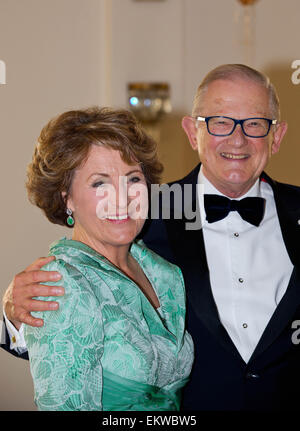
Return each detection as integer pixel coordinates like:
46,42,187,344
0,0,299,411
109,0,300,184
0,0,103,410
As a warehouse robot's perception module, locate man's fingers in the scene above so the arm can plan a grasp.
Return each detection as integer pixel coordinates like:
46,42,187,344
19,311,44,328
25,256,56,272
25,298,60,312
15,299,60,326
26,284,65,298
14,269,62,287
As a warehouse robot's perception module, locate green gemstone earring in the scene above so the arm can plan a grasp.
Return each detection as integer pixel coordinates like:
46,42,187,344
66,208,75,226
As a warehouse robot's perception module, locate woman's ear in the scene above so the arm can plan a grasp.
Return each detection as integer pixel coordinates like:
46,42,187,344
61,191,74,212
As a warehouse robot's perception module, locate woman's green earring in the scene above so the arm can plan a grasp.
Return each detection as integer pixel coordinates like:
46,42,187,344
66,208,75,226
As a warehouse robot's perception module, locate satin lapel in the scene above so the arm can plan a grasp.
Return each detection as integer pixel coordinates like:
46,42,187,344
250,266,300,362
249,173,300,362
262,172,300,267
164,166,244,361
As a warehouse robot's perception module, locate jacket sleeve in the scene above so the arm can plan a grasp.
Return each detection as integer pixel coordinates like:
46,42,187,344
24,260,104,411
0,318,29,360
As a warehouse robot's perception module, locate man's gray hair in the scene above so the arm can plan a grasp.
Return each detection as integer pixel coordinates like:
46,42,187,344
192,64,280,120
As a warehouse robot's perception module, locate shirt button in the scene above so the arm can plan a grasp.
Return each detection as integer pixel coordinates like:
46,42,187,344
242,323,248,328
234,232,239,237
238,278,244,283
246,372,260,379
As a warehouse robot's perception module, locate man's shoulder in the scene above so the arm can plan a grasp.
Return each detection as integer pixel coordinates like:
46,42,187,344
273,179,300,194
262,172,300,211
264,171,300,195
167,163,200,187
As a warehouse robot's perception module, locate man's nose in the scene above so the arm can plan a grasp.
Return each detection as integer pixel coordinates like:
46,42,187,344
228,123,247,145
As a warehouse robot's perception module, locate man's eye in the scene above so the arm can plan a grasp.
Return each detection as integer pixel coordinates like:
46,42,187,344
213,119,230,126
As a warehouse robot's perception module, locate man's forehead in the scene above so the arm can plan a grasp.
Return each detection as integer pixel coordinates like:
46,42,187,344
204,77,268,95
201,78,271,115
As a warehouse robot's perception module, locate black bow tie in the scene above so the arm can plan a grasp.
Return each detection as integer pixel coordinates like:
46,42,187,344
204,194,266,226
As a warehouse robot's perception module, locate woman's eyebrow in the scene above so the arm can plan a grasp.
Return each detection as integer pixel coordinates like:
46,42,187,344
88,169,142,180
125,169,143,176
87,173,110,181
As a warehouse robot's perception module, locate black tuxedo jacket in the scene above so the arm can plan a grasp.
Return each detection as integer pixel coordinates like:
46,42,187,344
141,163,300,411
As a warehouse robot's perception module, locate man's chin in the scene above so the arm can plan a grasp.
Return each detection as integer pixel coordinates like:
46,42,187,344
213,172,257,197
222,169,254,185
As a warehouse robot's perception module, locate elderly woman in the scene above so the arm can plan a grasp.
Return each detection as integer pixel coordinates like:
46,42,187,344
24,107,193,411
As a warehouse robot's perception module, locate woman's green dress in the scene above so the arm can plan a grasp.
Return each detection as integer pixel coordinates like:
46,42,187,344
24,238,194,411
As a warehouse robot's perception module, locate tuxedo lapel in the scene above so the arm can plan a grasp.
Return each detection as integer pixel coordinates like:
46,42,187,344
267,175,300,267
164,165,244,361
248,173,300,362
250,266,300,362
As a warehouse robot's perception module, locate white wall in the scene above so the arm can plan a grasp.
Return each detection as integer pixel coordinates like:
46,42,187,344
0,0,299,411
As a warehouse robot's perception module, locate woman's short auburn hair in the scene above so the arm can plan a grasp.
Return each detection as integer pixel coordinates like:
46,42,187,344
26,106,163,227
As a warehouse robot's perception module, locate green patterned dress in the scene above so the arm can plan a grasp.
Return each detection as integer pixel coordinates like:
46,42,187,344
24,238,194,411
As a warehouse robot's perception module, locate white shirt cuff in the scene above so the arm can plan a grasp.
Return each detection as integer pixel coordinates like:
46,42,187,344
2,308,27,353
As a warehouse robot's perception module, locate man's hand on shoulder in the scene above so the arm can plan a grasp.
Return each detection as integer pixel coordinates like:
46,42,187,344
3,256,64,329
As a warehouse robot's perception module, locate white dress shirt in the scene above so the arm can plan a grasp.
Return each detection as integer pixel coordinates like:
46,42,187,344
3,167,295,362
198,167,294,362
2,307,27,353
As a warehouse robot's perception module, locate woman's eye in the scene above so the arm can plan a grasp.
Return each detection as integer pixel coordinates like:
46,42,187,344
129,176,141,183
92,181,104,188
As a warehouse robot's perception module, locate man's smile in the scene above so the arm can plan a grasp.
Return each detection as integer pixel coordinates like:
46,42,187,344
220,152,250,160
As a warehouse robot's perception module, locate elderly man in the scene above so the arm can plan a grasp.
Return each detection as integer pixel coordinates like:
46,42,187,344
2,64,300,410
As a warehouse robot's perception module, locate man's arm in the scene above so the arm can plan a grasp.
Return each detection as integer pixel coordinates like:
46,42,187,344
1,256,64,356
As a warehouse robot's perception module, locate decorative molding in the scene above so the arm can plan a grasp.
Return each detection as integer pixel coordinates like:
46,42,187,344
0,60,6,85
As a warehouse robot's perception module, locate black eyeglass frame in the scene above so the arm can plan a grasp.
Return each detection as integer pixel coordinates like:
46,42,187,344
195,115,277,138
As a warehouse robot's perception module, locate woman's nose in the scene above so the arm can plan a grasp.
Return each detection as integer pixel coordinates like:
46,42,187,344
114,176,128,210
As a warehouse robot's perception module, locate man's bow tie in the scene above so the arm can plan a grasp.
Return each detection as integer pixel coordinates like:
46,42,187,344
204,194,266,226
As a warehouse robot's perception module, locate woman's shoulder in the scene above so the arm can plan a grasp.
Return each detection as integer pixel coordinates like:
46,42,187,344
28,248,103,334
44,237,113,281
41,257,90,294
41,238,120,300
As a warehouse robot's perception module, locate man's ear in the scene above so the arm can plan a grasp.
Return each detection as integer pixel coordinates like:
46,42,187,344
182,116,198,151
271,121,288,155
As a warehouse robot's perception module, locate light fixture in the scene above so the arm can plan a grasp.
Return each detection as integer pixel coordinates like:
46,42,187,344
128,82,171,123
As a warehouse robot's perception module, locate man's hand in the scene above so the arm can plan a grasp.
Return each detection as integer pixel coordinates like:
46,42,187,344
3,256,64,329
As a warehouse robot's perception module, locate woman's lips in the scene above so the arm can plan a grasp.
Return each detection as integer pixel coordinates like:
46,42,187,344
105,214,130,223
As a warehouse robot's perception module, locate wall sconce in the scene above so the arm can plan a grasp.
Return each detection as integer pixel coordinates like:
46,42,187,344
128,82,171,123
